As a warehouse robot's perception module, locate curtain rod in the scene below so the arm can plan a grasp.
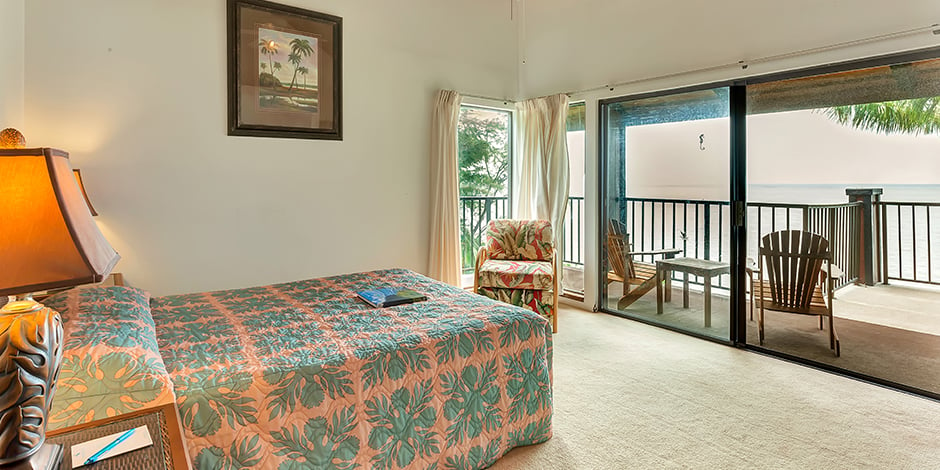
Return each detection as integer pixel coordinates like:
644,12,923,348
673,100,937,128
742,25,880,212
564,23,940,97
461,93,517,104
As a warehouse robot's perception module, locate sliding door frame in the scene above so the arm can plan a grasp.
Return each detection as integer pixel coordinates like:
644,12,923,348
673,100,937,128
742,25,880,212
597,81,744,345
597,45,940,401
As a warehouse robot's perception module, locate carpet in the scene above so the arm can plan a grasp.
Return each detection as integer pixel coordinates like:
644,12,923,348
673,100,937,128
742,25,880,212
491,305,940,469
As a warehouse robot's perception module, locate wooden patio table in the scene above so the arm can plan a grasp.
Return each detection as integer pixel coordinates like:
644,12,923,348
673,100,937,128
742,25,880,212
656,257,731,327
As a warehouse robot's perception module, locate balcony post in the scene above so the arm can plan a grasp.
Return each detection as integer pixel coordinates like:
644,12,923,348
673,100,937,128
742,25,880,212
846,188,883,286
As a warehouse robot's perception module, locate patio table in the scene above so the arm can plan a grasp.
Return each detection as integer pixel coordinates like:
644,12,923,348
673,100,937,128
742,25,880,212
656,257,730,327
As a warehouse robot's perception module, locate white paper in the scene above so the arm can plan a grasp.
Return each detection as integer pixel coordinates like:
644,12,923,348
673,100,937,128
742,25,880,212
71,425,153,468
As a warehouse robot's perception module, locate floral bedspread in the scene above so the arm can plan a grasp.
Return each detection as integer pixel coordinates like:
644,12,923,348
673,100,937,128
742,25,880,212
151,268,553,469
43,286,177,431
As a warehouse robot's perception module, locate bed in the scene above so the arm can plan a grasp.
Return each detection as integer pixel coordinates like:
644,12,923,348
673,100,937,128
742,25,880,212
47,268,553,469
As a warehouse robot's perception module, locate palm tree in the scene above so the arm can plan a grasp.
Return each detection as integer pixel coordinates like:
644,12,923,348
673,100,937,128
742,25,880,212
825,97,940,136
287,52,302,93
297,67,309,89
286,38,314,93
258,39,277,78
273,61,282,80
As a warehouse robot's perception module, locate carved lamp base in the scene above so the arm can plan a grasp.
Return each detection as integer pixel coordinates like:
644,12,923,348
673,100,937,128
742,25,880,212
0,298,63,465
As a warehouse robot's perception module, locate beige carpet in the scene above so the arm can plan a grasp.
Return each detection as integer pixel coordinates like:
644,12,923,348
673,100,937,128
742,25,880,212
491,305,940,469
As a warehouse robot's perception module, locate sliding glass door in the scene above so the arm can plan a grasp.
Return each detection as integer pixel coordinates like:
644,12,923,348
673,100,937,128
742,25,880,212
597,49,940,399
600,87,733,341
744,55,940,397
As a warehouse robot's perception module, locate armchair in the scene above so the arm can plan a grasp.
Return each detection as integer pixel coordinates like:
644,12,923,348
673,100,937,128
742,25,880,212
473,219,559,332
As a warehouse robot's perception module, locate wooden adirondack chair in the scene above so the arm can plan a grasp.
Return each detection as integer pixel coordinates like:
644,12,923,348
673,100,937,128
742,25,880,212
606,219,681,310
755,230,840,356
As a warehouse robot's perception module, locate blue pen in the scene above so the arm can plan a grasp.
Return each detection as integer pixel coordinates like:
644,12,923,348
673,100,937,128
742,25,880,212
83,427,136,465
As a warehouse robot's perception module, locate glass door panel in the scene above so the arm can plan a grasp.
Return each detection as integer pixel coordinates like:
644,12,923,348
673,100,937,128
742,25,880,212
601,87,732,341
745,57,940,396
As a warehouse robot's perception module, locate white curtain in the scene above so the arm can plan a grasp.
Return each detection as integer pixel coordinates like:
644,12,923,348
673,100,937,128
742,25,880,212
515,93,570,263
428,90,462,286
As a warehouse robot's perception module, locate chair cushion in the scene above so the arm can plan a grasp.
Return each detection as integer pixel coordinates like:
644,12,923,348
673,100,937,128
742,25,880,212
485,219,554,261
477,286,554,319
477,259,554,290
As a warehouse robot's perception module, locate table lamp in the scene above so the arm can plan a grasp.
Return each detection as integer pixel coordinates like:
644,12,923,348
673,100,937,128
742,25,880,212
0,147,120,465
72,169,98,216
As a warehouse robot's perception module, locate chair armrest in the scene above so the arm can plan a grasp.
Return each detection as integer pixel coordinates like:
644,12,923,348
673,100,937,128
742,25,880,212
632,248,682,258
473,246,489,293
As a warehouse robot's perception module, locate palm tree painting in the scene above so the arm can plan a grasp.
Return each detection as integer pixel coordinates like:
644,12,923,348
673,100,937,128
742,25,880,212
257,28,319,112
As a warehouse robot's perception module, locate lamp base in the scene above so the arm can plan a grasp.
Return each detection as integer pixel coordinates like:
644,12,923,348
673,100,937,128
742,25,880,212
0,298,63,465
0,444,62,470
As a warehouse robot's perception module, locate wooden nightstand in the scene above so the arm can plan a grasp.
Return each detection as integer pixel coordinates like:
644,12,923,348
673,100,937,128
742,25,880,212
46,402,191,470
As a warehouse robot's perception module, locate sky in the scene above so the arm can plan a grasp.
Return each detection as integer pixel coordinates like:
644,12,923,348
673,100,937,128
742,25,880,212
258,28,318,86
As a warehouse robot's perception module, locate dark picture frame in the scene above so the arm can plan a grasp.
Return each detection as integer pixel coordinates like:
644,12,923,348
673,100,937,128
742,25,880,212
228,0,342,140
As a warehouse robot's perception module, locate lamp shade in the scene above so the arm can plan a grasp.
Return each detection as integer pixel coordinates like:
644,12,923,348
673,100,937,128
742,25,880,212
72,168,98,216
0,148,120,296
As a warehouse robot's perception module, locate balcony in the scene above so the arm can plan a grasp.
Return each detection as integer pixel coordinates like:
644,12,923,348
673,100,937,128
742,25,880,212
460,190,940,396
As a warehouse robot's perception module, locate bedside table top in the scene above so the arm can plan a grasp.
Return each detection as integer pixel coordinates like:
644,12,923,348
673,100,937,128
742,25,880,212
47,403,190,470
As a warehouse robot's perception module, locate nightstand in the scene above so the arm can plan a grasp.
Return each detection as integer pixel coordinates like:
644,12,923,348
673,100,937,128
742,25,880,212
46,402,191,470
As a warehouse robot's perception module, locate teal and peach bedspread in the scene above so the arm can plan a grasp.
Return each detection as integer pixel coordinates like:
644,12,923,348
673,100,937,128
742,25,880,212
150,268,553,469
43,287,177,431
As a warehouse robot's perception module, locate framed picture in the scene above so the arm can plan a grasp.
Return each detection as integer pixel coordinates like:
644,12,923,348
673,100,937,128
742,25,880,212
228,0,342,140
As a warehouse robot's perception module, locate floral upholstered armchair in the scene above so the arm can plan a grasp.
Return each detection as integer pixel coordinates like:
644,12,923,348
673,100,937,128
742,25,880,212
473,219,559,332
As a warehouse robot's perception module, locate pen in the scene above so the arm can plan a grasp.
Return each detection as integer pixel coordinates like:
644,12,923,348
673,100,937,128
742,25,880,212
83,427,136,465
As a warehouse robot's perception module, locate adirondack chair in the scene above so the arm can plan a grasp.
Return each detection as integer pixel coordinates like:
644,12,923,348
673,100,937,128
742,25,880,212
606,219,681,310
755,230,840,356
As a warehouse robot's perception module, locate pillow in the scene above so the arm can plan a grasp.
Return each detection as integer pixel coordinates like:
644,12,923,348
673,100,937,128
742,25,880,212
42,286,177,431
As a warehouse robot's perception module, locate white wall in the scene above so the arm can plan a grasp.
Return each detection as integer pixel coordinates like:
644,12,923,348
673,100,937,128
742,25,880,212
24,0,518,296
521,0,940,309
0,0,24,129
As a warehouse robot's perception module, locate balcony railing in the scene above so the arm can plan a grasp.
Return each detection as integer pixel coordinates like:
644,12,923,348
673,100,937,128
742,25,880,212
462,191,935,289
458,196,586,272
459,196,510,273
614,197,862,289
878,201,940,285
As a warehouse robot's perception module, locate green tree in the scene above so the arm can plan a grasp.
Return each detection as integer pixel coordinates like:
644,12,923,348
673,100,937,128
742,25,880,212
825,97,940,136
298,66,309,89
287,38,315,93
458,111,509,197
273,61,282,77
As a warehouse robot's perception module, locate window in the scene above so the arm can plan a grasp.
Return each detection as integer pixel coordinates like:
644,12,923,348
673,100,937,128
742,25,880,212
563,102,586,295
457,105,512,279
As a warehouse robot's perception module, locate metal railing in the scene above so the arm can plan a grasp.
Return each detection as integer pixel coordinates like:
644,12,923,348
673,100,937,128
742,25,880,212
613,197,862,289
750,202,861,289
878,201,940,285
458,196,510,273
564,197,585,266
458,196,586,272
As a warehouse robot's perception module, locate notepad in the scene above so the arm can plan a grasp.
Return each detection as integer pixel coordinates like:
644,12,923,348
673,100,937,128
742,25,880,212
70,425,153,468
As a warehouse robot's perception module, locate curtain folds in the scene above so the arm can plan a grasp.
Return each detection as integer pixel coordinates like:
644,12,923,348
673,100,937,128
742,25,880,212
428,90,462,286
515,93,571,269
